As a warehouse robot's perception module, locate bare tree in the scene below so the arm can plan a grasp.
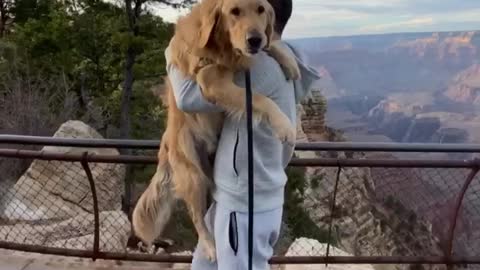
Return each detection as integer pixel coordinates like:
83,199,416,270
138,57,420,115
119,0,195,216
0,60,79,185
0,0,13,37
119,0,195,141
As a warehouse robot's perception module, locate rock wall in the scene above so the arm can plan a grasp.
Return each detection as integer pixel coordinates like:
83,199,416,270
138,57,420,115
303,166,445,260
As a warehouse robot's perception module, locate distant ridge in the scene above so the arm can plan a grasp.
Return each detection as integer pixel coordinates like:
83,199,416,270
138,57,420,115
287,29,480,41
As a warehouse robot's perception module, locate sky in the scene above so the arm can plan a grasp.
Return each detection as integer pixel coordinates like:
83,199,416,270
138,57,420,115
152,0,480,39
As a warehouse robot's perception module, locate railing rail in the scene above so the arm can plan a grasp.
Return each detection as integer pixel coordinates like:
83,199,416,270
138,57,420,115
1,148,479,168
0,135,480,266
3,134,480,152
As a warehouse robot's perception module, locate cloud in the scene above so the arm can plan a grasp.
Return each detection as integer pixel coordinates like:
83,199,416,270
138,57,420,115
284,0,480,38
150,0,480,38
316,0,479,15
317,0,404,14
359,17,435,32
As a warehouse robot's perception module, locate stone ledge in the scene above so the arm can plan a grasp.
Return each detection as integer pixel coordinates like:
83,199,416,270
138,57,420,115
0,249,175,270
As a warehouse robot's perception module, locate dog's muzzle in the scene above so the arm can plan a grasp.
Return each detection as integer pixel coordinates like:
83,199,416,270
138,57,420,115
246,30,263,54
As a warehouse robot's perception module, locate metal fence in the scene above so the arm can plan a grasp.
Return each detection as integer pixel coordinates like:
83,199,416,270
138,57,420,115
0,135,480,267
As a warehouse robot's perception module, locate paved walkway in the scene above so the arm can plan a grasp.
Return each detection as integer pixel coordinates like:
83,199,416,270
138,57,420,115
0,249,189,270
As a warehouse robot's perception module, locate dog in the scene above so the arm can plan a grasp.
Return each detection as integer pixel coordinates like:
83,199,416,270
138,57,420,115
132,0,300,262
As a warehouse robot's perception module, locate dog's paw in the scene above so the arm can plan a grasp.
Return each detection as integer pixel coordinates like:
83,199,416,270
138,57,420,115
280,57,301,81
200,235,217,262
270,114,296,146
267,41,301,80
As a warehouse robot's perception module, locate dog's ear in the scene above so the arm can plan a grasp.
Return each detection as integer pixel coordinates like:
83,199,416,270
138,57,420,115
265,4,275,48
198,0,221,48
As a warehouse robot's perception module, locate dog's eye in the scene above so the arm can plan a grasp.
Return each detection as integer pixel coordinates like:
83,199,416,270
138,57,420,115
231,7,240,16
257,5,265,14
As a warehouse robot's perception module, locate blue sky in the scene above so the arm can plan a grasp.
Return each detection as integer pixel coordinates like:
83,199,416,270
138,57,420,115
152,0,480,39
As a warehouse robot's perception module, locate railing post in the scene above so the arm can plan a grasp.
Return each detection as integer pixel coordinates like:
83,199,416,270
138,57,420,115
326,165,342,267
445,160,480,268
120,147,134,220
80,152,100,261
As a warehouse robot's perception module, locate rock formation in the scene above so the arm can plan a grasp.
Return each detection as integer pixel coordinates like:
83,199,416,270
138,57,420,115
300,89,328,142
389,32,477,61
0,120,130,252
1,120,125,220
298,159,446,270
444,64,480,105
295,90,446,270
0,211,130,252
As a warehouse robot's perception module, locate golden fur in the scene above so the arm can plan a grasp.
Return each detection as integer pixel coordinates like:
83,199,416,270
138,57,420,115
132,0,300,261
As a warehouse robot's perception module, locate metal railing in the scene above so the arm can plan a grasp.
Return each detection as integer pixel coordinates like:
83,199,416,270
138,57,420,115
0,135,479,267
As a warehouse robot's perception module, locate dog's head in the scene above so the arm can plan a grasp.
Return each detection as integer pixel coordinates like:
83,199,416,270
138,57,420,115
198,0,275,57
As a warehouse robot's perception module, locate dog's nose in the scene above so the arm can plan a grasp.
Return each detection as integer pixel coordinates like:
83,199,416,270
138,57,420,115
247,31,262,50
247,36,262,49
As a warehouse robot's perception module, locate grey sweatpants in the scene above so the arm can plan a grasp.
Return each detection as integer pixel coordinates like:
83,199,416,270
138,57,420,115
191,202,283,270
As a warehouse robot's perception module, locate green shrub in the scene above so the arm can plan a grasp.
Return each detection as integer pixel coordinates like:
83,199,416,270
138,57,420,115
284,167,338,245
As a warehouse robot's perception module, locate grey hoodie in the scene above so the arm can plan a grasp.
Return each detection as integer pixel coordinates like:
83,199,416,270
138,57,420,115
165,41,321,213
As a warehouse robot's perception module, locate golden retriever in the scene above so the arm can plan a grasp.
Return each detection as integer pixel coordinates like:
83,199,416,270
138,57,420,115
132,0,300,261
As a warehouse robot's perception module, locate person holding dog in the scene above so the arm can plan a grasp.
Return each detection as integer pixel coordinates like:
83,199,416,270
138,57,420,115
165,0,320,269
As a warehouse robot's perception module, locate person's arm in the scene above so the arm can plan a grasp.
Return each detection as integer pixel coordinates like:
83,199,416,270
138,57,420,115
282,41,322,104
165,46,223,113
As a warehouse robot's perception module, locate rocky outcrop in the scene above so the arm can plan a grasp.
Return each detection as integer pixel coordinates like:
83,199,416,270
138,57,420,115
0,120,126,220
299,88,328,142
368,100,404,117
444,64,480,105
431,128,469,143
445,83,480,104
296,105,309,143
0,120,129,252
364,94,461,143
401,117,441,143
0,211,130,252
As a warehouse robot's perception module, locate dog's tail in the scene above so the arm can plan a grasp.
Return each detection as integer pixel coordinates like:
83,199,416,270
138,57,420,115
132,142,175,246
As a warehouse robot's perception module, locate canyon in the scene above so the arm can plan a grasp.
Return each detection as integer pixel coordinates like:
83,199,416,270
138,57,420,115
289,30,480,155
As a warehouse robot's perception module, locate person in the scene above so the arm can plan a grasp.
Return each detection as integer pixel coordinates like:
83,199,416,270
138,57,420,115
164,0,320,269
